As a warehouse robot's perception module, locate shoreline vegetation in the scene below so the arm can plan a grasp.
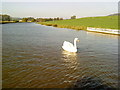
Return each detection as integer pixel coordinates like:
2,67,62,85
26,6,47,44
0,21,20,24
0,14,63,24
38,15,119,35
0,20,37,24
1,14,119,35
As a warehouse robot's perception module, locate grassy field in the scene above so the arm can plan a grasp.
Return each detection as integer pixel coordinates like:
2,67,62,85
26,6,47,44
38,15,118,30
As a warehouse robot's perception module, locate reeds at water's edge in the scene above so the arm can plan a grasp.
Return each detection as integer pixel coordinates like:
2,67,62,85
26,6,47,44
39,22,87,30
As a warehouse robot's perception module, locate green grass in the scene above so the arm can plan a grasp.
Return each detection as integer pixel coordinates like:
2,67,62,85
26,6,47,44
38,15,118,30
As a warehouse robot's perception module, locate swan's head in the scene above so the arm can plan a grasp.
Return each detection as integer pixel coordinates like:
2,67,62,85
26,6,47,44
74,38,80,42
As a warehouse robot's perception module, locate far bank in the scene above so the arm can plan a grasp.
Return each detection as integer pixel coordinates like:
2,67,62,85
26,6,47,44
38,15,119,35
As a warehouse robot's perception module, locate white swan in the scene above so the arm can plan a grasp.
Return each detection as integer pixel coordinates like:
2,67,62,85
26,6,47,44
62,38,79,52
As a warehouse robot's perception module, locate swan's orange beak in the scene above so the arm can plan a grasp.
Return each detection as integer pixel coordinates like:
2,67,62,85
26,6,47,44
77,40,80,42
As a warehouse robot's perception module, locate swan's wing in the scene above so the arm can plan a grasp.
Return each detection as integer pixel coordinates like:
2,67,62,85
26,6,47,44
63,41,74,48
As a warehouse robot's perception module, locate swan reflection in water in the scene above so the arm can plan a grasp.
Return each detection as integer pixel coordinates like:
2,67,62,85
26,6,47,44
61,50,80,85
61,50,79,69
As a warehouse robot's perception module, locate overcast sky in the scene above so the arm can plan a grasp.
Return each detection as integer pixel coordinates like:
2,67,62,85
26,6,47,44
1,0,119,2
1,0,119,18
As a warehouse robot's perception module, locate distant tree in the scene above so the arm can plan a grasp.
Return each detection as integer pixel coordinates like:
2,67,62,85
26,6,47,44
71,15,76,19
36,18,42,22
27,17,35,22
31,19,35,22
54,18,57,21
56,17,59,20
1,14,11,21
44,18,48,22
36,18,46,22
0,15,2,21
36,17,63,22
45,18,54,21
41,18,46,22
59,18,63,20
22,18,28,22
49,18,53,21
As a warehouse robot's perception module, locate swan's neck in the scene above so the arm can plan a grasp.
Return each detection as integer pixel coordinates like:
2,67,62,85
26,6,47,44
74,39,77,49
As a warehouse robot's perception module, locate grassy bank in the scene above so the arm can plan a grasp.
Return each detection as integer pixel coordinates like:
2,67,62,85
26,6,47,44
0,21,19,24
38,15,118,30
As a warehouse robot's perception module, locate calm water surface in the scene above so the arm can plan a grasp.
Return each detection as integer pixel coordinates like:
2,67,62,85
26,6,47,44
2,23,118,88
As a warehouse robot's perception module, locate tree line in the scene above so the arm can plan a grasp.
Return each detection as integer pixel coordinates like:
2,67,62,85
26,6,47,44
0,14,22,22
0,14,76,22
36,17,63,22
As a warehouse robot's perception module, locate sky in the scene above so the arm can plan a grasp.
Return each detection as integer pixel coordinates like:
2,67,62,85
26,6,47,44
1,0,119,18
1,0,120,2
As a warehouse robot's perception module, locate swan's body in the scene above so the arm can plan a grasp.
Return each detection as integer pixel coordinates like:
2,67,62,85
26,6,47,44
62,38,79,52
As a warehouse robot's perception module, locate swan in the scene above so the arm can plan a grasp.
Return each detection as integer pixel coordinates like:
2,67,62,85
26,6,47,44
62,38,79,52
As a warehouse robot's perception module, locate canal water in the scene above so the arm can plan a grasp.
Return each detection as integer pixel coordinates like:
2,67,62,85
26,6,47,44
2,23,118,88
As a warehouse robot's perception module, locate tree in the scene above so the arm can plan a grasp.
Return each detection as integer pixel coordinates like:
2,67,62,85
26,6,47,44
71,15,76,19
22,18,28,22
36,18,46,22
0,15,2,21
54,18,57,21
27,17,35,22
59,18,63,20
49,18,53,21
31,19,35,22
56,17,59,20
1,14,11,21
